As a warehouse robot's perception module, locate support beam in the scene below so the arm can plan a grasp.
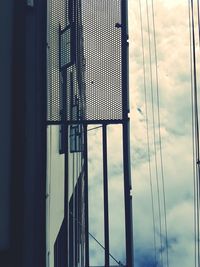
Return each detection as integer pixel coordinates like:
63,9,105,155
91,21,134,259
84,125,89,267
64,127,69,267
102,125,110,267
122,120,133,267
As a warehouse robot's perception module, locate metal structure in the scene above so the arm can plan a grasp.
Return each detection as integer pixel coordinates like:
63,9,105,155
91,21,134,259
47,0,133,266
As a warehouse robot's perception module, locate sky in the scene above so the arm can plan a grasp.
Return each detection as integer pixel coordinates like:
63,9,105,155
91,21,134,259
130,0,196,266
88,0,199,266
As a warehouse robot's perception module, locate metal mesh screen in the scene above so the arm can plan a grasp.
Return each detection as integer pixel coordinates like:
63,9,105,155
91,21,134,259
48,0,123,123
47,0,68,122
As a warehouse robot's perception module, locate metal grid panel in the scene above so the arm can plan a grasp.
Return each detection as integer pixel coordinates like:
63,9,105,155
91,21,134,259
48,0,123,123
47,0,68,122
82,0,122,121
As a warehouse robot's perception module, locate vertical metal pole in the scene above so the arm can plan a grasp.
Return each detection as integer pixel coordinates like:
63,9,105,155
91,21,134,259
121,0,133,265
64,127,69,267
75,156,78,266
102,124,110,267
70,72,74,120
84,125,89,267
122,120,133,267
121,0,129,118
60,70,67,154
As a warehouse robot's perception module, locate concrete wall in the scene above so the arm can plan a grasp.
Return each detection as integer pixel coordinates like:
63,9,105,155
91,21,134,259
0,0,13,252
0,1,47,266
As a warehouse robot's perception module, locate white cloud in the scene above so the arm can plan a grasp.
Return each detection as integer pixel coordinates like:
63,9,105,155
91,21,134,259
129,0,197,266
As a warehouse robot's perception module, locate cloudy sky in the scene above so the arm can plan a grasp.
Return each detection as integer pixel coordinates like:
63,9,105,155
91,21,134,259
130,0,196,266
88,0,199,266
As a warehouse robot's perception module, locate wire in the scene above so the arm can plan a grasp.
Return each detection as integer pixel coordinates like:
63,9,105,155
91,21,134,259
190,0,200,265
87,126,103,132
188,1,197,266
138,0,157,264
192,1,200,265
197,0,200,46
150,0,169,266
145,0,164,265
69,211,123,266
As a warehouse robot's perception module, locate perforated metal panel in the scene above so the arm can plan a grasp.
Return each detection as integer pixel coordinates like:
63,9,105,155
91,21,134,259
47,0,123,123
47,0,68,122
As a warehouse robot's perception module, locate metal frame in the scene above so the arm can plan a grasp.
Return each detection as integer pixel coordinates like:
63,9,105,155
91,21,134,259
121,0,134,266
84,125,90,267
47,119,126,126
49,0,133,266
122,120,133,267
81,119,133,267
102,125,110,267
64,126,69,267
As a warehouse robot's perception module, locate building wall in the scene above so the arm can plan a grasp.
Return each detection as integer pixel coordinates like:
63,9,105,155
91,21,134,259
46,125,84,267
0,0,13,255
0,1,47,266
46,126,65,266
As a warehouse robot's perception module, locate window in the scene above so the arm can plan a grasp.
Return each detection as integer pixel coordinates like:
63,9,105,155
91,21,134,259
59,24,75,70
70,124,83,153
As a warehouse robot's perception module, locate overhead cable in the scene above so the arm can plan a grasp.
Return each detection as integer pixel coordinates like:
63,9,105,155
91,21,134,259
145,0,164,265
150,0,169,265
188,1,197,266
138,0,157,264
189,0,200,265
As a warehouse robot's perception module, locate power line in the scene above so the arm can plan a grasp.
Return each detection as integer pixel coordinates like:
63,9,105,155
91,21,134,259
145,0,164,265
189,0,200,265
188,0,197,266
138,0,157,265
150,0,169,266
197,0,200,46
